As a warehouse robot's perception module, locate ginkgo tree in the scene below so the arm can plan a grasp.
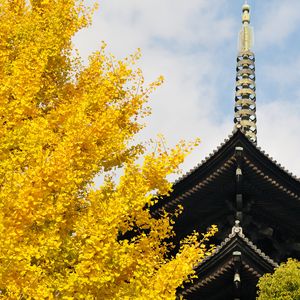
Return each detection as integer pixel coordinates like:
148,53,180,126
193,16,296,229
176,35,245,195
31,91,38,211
0,1,216,299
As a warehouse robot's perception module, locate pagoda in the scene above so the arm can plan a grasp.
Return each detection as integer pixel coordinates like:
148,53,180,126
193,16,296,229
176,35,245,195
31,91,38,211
153,3,300,300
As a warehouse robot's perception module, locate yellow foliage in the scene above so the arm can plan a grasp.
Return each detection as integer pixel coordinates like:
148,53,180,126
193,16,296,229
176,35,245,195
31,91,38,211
0,1,216,299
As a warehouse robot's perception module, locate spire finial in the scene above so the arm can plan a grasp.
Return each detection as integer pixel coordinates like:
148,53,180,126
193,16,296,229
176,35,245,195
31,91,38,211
239,2,253,52
234,2,257,144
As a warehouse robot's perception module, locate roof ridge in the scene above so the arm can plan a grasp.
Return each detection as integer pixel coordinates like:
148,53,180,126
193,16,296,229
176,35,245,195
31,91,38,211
253,143,300,182
173,129,300,187
195,220,278,269
173,130,236,185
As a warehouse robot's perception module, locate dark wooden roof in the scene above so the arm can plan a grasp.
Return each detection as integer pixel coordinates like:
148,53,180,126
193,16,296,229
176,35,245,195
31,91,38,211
155,130,300,214
152,129,300,261
178,222,278,300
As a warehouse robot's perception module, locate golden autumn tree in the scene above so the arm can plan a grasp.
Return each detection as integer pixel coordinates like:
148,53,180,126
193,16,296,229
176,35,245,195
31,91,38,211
0,1,216,299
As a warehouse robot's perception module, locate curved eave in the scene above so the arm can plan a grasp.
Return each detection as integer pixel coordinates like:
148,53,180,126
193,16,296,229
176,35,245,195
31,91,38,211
179,226,277,298
195,226,278,272
174,129,300,191
153,130,300,214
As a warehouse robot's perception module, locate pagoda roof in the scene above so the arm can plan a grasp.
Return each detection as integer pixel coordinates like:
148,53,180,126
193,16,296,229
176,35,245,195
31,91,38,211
175,129,300,186
153,130,300,260
159,130,300,208
179,221,278,300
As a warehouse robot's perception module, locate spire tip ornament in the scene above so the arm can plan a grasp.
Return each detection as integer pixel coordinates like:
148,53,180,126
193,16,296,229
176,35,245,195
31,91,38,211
239,2,253,52
234,2,257,144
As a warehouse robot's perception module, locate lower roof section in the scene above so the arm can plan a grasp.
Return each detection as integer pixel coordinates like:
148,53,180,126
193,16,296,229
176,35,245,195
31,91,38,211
178,221,277,300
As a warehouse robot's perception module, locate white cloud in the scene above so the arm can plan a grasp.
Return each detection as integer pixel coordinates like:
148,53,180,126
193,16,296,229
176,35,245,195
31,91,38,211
75,0,300,181
260,55,300,88
256,0,300,50
75,0,235,57
258,100,300,177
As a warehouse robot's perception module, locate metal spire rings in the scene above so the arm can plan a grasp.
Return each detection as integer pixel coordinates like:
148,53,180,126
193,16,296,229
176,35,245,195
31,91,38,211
234,3,257,144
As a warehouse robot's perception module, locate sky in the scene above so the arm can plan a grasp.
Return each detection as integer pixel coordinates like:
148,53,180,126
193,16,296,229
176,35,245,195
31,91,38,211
73,0,300,180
